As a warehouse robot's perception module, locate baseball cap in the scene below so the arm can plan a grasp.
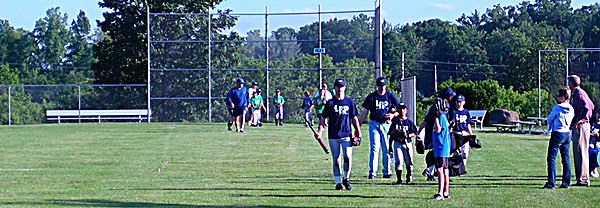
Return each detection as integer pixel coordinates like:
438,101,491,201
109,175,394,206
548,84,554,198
444,88,456,98
275,89,281,92
398,102,407,109
251,81,258,86
257,89,262,93
334,78,347,87
236,78,246,84
376,77,387,87
456,94,465,102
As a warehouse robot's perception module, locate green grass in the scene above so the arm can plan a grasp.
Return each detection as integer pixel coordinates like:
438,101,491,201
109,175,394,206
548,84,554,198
0,123,597,207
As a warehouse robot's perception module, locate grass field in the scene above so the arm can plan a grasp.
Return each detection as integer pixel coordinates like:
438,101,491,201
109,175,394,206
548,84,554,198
0,123,597,207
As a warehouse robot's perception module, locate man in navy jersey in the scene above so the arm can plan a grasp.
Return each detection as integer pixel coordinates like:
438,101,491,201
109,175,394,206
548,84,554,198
449,94,474,167
359,77,401,179
226,78,249,133
316,78,362,191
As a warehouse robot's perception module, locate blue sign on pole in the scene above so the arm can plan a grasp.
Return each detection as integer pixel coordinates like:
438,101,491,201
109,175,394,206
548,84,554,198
313,48,326,54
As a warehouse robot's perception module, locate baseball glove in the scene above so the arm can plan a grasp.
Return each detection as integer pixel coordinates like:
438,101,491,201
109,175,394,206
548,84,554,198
352,136,362,146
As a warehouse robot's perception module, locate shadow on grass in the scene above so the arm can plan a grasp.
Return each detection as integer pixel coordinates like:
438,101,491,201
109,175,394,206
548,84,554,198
1,199,311,208
110,187,309,191
233,193,422,200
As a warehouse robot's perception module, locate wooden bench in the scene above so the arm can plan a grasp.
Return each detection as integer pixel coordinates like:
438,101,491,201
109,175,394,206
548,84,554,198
470,110,487,130
46,109,150,123
491,123,518,132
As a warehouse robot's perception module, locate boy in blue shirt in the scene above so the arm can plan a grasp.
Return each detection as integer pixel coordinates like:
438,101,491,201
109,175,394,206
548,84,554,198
316,78,362,191
388,102,417,184
432,98,451,200
302,91,314,126
450,94,474,167
543,88,574,189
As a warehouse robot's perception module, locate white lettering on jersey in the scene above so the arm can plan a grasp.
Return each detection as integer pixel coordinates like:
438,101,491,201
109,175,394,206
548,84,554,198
334,105,350,115
375,100,389,110
456,114,468,123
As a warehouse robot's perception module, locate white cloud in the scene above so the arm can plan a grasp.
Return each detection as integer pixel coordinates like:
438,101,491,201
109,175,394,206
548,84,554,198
431,3,454,10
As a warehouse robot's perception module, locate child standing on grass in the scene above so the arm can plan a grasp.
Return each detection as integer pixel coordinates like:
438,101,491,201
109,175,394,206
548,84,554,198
432,98,451,200
273,89,285,126
588,112,600,178
248,89,265,127
388,102,417,185
543,88,574,189
302,91,314,126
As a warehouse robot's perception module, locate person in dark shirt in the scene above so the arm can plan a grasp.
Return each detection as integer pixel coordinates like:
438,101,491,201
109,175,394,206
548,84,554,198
226,78,249,133
450,94,474,167
388,102,418,184
568,75,595,186
316,78,362,191
358,77,401,179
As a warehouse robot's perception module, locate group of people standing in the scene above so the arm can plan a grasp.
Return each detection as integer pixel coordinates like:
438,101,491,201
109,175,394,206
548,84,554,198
544,75,597,189
225,78,286,132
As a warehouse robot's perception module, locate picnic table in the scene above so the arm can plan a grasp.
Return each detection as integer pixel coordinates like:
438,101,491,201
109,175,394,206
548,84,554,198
526,117,548,134
511,120,537,134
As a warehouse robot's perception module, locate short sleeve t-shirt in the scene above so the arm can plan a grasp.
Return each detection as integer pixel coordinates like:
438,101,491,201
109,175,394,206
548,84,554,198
389,117,418,142
361,91,401,122
433,113,451,158
250,95,263,109
314,96,326,115
321,97,359,139
303,97,313,112
274,96,285,106
451,109,472,132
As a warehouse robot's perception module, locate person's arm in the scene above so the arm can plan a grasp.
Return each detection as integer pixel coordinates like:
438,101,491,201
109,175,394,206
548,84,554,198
226,90,234,108
435,117,442,133
352,116,362,138
467,111,474,135
358,109,369,125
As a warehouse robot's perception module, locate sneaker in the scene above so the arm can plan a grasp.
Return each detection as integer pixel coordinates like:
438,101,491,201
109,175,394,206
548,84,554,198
573,182,590,187
443,193,451,199
427,175,436,181
235,129,240,132
432,194,444,200
559,185,570,189
227,121,234,131
406,176,413,184
542,183,555,189
258,123,263,127
422,169,429,177
383,175,392,179
393,180,403,185
335,183,343,190
591,169,600,178
239,129,244,133
368,175,375,179
342,179,353,190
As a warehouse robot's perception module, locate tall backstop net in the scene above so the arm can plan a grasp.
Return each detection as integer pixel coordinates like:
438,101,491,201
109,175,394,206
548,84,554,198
148,3,383,123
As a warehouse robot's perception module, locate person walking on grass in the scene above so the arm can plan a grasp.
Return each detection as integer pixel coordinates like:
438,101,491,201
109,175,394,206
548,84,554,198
568,75,595,186
543,88,574,189
226,78,249,133
315,78,362,191
388,102,417,185
302,91,315,126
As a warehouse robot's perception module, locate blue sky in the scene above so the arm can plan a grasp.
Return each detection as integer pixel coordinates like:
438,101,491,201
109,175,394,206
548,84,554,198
0,0,598,34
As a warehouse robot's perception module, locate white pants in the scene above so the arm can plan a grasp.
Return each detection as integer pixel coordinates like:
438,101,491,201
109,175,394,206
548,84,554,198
393,141,414,171
250,108,261,125
460,142,470,166
330,137,354,179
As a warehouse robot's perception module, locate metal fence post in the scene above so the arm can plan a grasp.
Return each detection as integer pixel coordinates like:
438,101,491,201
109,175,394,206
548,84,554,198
8,85,11,126
208,10,213,123
318,5,323,87
265,6,270,120
78,85,82,123
146,3,152,123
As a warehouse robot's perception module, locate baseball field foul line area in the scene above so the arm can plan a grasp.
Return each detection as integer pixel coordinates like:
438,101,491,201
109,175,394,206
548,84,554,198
0,123,597,207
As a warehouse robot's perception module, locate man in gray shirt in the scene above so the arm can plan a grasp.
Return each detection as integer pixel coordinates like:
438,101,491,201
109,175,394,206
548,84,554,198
568,75,595,186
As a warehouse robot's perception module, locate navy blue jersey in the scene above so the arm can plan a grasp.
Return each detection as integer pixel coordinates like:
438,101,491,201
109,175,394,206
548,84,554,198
450,109,472,132
226,87,249,108
362,91,401,122
302,97,313,112
389,117,418,142
322,97,359,139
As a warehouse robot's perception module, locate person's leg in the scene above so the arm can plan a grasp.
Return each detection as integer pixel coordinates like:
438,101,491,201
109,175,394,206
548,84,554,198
402,142,414,182
546,132,560,188
368,121,381,177
559,132,571,187
329,138,342,187
240,110,246,131
572,128,582,183
393,141,403,183
461,142,470,167
279,107,284,125
435,157,445,199
443,166,450,196
381,122,392,176
341,137,354,180
580,123,590,184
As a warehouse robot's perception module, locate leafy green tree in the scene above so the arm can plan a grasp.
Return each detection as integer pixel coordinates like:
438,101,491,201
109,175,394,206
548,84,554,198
32,7,72,83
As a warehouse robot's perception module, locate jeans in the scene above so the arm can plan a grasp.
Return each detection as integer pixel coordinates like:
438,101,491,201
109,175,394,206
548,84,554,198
330,137,353,179
547,131,571,187
369,120,392,176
